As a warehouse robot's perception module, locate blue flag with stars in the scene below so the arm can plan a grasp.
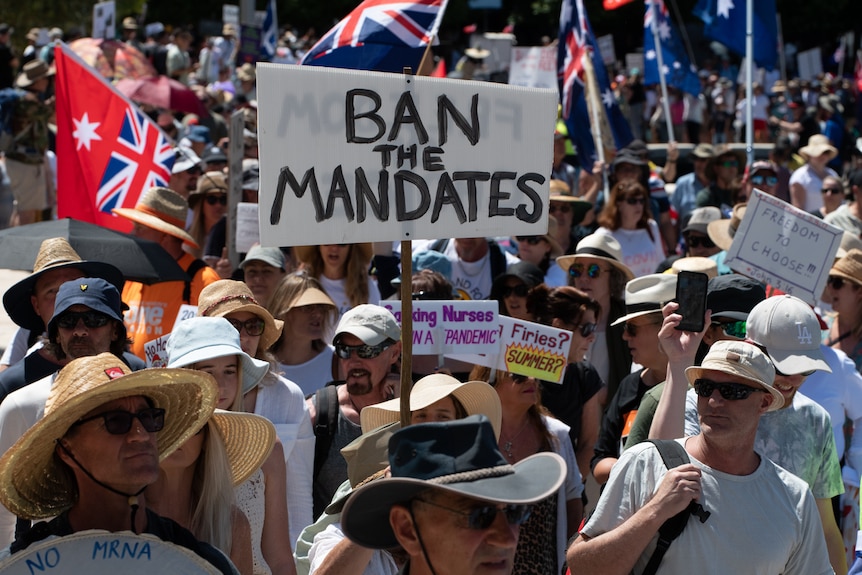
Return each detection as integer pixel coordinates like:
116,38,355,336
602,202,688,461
643,0,701,96
694,0,777,70
260,0,278,61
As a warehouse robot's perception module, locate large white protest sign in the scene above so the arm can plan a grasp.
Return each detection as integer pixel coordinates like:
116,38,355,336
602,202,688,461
380,300,499,355
508,46,557,90
256,65,557,246
236,202,260,253
92,1,116,39
450,315,573,383
0,530,220,574
724,189,842,304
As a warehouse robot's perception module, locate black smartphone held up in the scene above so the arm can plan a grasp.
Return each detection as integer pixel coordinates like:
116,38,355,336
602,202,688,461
675,271,709,332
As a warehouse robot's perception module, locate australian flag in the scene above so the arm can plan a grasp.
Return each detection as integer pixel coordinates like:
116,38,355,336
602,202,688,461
558,0,632,170
260,0,279,61
300,0,448,73
694,0,777,70
644,0,701,96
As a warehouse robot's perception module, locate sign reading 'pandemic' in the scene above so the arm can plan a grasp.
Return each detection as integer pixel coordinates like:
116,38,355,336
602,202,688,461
256,65,557,245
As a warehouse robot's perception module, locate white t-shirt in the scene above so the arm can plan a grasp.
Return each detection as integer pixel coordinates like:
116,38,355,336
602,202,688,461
278,345,335,398
582,438,832,575
789,164,839,213
441,241,520,300
595,221,665,278
318,275,381,328
0,327,31,367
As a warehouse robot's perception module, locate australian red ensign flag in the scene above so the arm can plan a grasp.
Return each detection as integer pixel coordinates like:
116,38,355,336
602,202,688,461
54,43,174,232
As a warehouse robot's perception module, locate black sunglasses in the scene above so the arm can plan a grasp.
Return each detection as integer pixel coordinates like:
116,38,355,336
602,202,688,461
500,284,529,298
227,317,265,336
684,234,716,249
205,194,227,206
575,322,597,338
623,320,659,337
693,378,764,400
568,263,604,279
415,498,532,530
621,197,646,205
73,407,166,435
516,236,545,245
56,311,111,330
549,204,572,214
335,340,393,360
828,276,846,290
821,187,843,195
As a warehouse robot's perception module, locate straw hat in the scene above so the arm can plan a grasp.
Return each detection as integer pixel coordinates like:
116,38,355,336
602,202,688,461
294,243,373,265
197,280,284,351
2,238,124,332
359,374,502,437
556,234,635,281
237,63,256,83
209,410,276,486
122,16,139,30
16,59,54,89
670,256,718,279
799,134,838,161
464,46,490,60
113,187,198,248
188,171,228,209
548,179,592,226
829,248,862,287
281,286,336,315
0,353,218,519
836,232,862,260
707,203,747,251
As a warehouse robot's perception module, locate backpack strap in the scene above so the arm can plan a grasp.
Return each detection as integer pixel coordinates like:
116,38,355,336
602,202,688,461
183,258,209,303
640,440,710,575
312,382,341,481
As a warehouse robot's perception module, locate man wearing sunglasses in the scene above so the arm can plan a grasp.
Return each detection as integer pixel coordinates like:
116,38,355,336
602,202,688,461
568,340,831,574
825,169,862,237
679,207,722,259
0,278,143,547
342,415,566,575
307,304,402,519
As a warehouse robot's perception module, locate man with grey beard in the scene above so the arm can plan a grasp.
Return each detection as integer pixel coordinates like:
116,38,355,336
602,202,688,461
306,304,401,519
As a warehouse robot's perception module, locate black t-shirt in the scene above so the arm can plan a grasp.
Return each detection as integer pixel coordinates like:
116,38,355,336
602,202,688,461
541,361,603,450
0,44,14,90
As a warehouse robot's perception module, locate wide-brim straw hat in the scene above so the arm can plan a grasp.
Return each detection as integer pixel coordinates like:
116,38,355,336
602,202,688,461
188,171,228,209
707,203,747,251
3,238,125,332
359,374,502,437
556,233,635,281
113,187,198,248
799,134,838,161
282,286,337,316
829,248,862,287
0,353,217,519
610,274,677,326
16,59,54,89
295,243,373,265
210,410,276,486
197,280,284,351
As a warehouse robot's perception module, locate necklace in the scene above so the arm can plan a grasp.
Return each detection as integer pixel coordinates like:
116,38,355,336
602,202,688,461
501,418,531,461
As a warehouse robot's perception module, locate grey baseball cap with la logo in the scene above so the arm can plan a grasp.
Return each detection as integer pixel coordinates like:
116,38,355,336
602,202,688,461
746,295,831,375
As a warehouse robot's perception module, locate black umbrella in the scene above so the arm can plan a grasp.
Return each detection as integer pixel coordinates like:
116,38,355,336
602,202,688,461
0,218,190,284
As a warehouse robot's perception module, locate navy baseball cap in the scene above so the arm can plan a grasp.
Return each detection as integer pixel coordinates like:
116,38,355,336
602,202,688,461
47,278,125,337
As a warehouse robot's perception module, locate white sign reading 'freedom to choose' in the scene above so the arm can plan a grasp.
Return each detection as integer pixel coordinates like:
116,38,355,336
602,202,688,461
256,65,558,245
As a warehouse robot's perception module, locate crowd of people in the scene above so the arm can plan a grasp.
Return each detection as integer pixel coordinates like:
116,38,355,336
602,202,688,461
1,14,862,575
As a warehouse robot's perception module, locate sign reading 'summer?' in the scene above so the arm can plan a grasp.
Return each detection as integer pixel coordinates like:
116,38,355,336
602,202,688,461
256,65,558,245
724,189,842,304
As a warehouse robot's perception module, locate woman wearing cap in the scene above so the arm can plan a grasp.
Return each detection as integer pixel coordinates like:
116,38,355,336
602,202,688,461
557,234,634,406
514,215,567,286
188,171,229,259
149,410,277,575
468,366,583,575
595,180,666,278
825,249,862,373
268,273,339,397
296,244,380,329
167,317,296,575
489,261,545,322
303,374,502,575
790,134,839,213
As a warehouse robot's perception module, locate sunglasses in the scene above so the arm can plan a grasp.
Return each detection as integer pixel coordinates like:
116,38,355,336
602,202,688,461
719,159,739,168
335,340,394,360
415,498,532,530
568,263,604,279
500,284,529,298
227,317,265,336
821,187,843,195
55,311,111,330
549,204,572,214
684,235,716,249
205,194,227,206
828,276,847,290
516,236,545,245
73,407,166,435
750,174,778,186
185,166,202,176
623,320,660,337
693,378,764,400
573,322,597,338
712,320,747,339
621,197,646,205
510,373,530,384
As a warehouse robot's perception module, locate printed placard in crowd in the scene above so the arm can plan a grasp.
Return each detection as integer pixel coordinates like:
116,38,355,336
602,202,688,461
508,46,558,90
143,334,170,368
449,315,573,383
256,65,557,245
724,189,842,304
236,202,260,254
0,530,220,574
92,1,116,40
380,300,499,355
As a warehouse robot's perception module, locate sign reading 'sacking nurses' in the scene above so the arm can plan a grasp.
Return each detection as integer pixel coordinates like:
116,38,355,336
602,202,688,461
724,189,842,304
256,65,558,245
381,300,499,355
